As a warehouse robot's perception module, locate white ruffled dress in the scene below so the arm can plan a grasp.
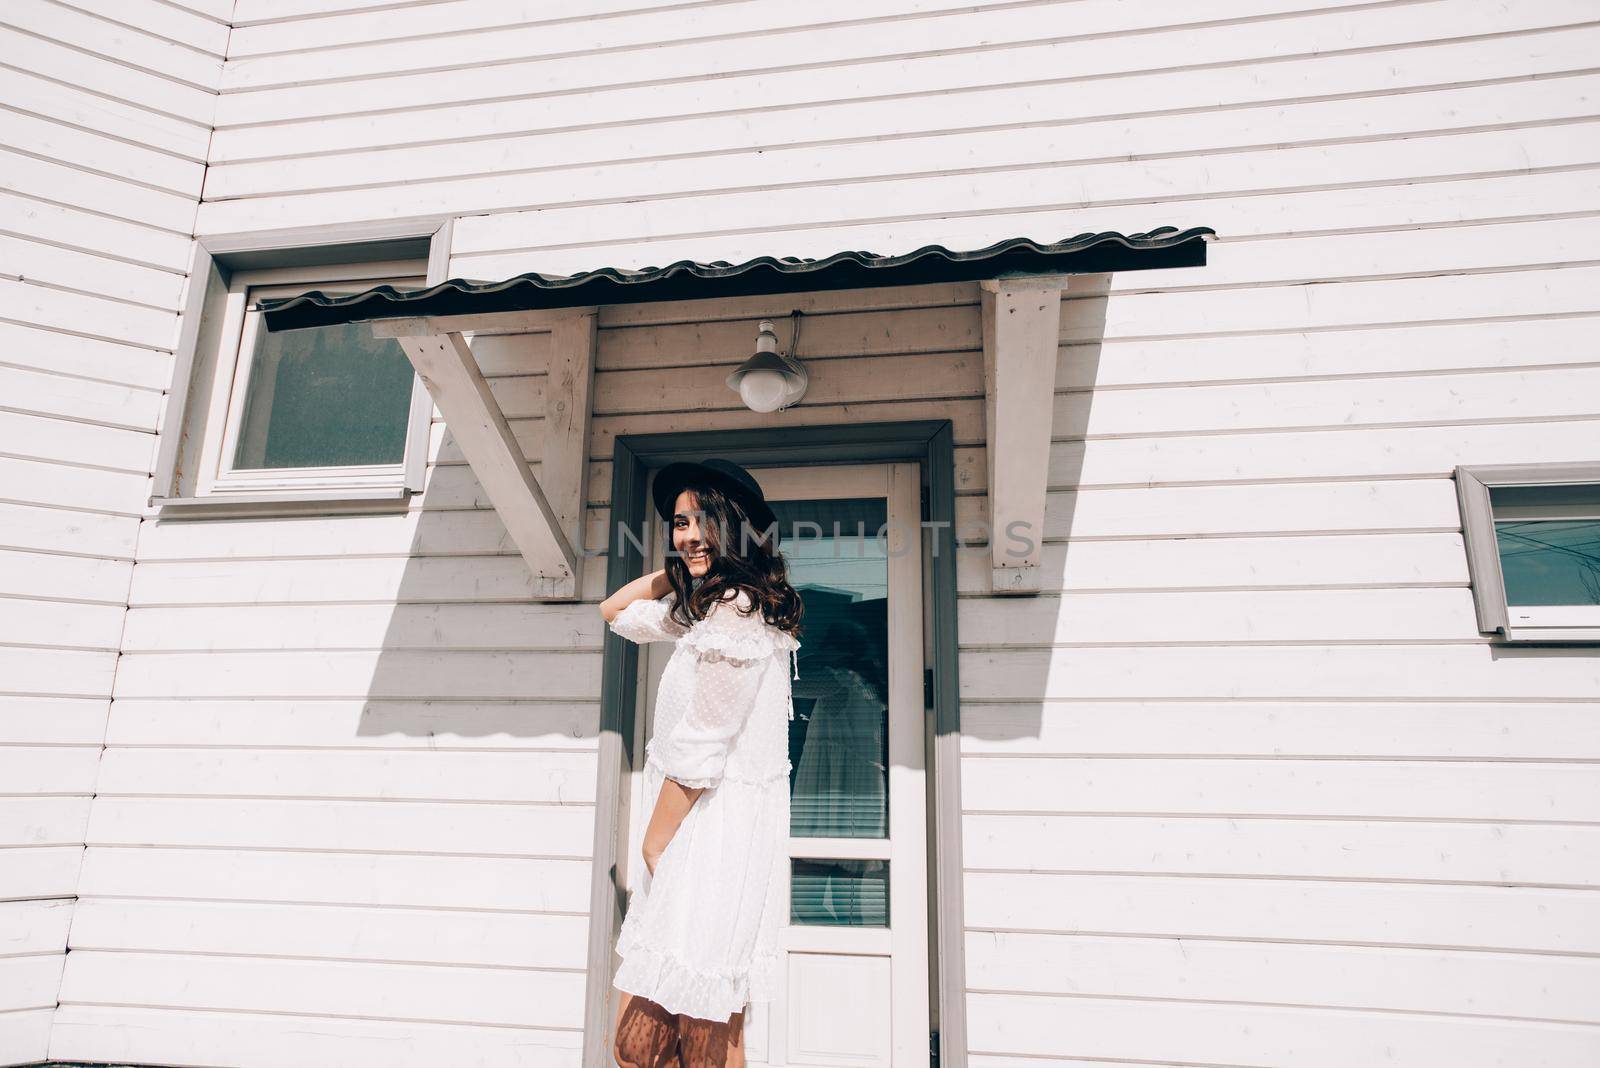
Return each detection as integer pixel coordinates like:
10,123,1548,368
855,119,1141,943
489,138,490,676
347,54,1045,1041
607,587,801,1023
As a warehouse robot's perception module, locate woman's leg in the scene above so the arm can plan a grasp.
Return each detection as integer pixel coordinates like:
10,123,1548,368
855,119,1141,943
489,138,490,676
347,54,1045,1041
613,991,682,1068
675,1008,746,1068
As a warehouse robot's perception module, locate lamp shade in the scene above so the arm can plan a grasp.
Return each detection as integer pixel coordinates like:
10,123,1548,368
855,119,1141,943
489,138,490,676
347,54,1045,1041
725,320,808,412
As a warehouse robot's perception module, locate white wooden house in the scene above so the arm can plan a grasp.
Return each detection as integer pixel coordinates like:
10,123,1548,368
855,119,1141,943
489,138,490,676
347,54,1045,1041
3,2,1599,1066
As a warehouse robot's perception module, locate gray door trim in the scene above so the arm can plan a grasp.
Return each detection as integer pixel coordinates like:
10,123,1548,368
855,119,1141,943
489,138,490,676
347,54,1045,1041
583,418,966,1067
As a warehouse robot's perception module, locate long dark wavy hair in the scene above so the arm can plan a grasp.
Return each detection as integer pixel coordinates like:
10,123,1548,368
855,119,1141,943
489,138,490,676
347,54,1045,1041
661,478,803,642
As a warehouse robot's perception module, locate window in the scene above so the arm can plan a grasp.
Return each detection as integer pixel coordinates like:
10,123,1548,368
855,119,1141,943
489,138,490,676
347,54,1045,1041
195,264,426,499
1456,462,1600,642
152,221,450,513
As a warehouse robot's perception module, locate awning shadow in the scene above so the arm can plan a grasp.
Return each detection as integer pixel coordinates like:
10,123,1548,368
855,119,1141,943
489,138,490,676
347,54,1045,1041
953,273,1111,742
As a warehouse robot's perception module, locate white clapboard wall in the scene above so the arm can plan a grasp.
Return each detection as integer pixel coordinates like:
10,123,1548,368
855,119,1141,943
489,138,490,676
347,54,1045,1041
0,0,226,1064
9,1,1600,1066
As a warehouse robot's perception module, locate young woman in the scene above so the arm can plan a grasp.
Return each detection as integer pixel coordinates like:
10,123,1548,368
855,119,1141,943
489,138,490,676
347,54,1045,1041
599,458,803,1068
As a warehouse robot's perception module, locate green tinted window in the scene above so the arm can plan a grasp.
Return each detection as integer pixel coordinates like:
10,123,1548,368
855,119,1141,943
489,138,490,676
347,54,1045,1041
233,319,414,470
790,858,888,927
1494,519,1600,606
774,498,891,841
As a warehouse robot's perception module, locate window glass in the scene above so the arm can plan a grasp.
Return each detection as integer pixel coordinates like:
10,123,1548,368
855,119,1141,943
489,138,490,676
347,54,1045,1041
773,497,891,840
790,858,888,927
768,497,894,928
1493,519,1600,606
1488,484,1600,607
232,318,414,470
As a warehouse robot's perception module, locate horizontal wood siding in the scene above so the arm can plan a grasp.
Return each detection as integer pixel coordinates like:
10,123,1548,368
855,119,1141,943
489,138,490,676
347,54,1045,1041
0,0,222,1062
23,1,1600,1065
59,282,990,1065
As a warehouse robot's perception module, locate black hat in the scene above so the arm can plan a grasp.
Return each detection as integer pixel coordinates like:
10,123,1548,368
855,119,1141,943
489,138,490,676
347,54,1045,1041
652,458,778,541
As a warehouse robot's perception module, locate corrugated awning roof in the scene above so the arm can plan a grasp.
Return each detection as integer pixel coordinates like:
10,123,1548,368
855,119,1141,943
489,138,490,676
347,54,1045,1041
258,226,1214,332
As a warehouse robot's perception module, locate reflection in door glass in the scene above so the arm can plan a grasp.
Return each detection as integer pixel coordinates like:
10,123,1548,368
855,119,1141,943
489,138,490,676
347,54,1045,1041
771,498,891,840
790,858,889,927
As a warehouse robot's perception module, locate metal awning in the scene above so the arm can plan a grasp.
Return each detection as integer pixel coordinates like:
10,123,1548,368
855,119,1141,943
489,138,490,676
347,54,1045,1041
257,227,1213,331
251,226,1212,604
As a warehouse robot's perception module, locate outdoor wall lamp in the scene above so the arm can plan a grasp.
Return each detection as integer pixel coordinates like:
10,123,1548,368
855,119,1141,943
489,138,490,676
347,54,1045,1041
725,315,809,413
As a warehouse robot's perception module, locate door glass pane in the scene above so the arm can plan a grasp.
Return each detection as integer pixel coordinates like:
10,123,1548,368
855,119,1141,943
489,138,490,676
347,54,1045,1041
1494,519,1600,605
773,497,890,840
791,858,889,927
233,317,415,470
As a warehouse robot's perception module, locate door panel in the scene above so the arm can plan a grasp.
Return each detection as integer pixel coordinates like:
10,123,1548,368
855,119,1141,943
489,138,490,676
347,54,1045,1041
752,463,929,1067
786,953,892,1066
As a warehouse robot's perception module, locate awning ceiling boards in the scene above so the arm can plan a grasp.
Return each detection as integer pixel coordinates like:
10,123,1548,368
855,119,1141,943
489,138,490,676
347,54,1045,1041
257,227,1214,331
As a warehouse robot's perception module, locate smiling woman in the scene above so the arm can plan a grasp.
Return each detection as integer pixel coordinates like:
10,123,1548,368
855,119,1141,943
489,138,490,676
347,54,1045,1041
598,459,803,1067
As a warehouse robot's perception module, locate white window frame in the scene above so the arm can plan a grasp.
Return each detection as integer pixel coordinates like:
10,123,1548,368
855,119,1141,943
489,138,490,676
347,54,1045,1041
151,218,452,515
196,261,429,500
1455,461,1600,643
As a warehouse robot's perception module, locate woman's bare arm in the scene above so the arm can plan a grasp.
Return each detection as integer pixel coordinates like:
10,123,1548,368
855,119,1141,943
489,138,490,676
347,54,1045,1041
643,776,704,875
600,567,671,624
604,567,701,870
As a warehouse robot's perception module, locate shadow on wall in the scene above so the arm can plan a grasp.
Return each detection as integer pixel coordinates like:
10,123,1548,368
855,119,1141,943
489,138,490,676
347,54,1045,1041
349,273,1125,760
956,273,1110,744
363,326,599,746
350,328,601,1055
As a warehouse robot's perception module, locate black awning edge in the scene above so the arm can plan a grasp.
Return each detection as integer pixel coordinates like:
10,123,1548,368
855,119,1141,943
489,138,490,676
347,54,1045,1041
258,226,1215,332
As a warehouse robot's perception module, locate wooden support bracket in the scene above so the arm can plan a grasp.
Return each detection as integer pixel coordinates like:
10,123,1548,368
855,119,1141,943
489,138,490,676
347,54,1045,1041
396,330,582,599
979,275,1070,595
543,312,599,591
